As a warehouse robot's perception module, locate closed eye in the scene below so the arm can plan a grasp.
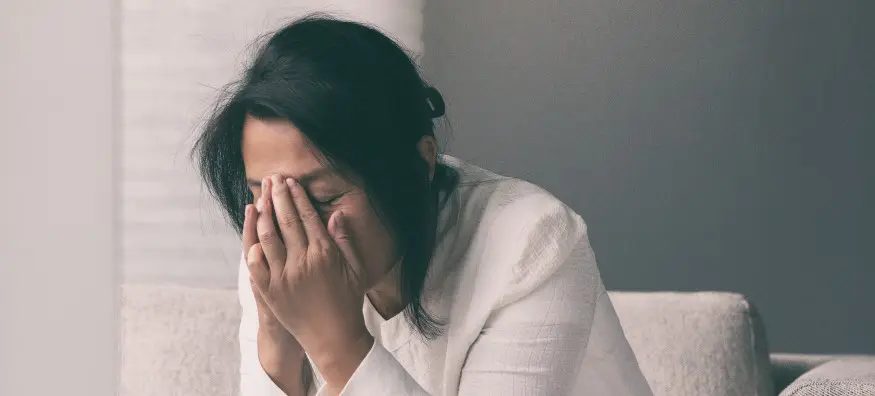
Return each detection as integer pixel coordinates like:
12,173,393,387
310,188,352,207
312,195,341,206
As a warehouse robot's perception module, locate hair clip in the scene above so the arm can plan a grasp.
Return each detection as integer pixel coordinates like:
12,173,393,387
424,86,446,118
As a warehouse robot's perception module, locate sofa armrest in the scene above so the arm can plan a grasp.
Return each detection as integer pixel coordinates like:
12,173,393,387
770,353,847,393
778,357,875,396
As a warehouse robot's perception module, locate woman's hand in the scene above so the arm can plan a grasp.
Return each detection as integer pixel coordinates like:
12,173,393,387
250,174,375,392
243,204,309,395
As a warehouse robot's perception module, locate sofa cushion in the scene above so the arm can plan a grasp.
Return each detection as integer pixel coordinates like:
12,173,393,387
608,291,774,396
120,283,241,396
778,357,875,396
770,353,855,392
121,285,776,396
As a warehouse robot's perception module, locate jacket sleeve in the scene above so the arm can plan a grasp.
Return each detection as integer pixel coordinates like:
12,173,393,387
313,201,652,396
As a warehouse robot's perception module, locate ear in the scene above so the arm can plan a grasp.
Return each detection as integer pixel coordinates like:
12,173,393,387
417,135,438,182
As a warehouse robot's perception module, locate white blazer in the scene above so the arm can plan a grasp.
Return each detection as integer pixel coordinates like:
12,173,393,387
238,155,653,396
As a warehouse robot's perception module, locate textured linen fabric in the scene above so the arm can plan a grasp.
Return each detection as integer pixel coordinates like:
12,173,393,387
770,354,851,393
119,284,875,396
778,358,875,396
120,283,242,396
608,292,774,396
238,154,653,395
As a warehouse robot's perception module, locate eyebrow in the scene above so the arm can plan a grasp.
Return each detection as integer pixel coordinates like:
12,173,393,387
245,167,334,188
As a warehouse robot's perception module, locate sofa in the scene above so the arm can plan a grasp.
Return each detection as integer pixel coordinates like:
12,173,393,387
119,283,875,396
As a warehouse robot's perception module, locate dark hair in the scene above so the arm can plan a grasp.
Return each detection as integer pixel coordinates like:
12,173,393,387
190,14,458,342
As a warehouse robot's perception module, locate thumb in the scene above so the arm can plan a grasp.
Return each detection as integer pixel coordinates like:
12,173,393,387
329,211,366,279
246,244,275,324
251,283,286,334
246,243,271,294
249,279,272,324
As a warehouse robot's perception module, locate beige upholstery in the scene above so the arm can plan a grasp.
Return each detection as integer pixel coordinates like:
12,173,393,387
770,354,853,392
119,283,874,396
608,291,773,396
120,284,240,396
778,358,875,396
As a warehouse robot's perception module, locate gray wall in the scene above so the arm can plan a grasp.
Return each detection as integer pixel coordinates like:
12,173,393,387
422,1,874,354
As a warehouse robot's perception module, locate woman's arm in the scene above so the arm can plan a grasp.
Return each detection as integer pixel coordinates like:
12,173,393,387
322,264,651,395
456,239,652,395
311,243,595,396
308,204,653,396
239,253,317,396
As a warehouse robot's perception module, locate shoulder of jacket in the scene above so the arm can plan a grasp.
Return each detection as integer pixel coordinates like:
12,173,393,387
470,178,589,289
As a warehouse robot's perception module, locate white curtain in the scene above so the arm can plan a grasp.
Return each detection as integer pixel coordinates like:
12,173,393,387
122,0,426,287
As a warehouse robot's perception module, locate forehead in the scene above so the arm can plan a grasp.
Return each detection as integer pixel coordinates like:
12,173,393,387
241,115,323,178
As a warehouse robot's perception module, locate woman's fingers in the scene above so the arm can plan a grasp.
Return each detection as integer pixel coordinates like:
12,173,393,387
243,203,272,284
270,174,307,252
256,177,286,275
247,244,284,330
242,204,258,253
247,243,270,297
250,280,272,324
286,177,331,245
328,211,367,283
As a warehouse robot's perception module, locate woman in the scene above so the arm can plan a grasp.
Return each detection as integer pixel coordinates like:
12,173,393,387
192,14,653,396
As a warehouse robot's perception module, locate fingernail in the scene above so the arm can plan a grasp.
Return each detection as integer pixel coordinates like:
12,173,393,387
286,178,297,187
244,204,252,217
261,177,267,192
255,197,264,213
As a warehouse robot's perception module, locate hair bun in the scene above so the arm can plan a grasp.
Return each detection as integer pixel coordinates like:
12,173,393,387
424,86,445,118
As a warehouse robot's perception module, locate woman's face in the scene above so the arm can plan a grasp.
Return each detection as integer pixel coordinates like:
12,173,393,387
241,115,399,288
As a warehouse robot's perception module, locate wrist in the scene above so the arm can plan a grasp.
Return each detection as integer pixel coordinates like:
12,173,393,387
261,354,309,396
302,326,374,392
258,331,308,394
